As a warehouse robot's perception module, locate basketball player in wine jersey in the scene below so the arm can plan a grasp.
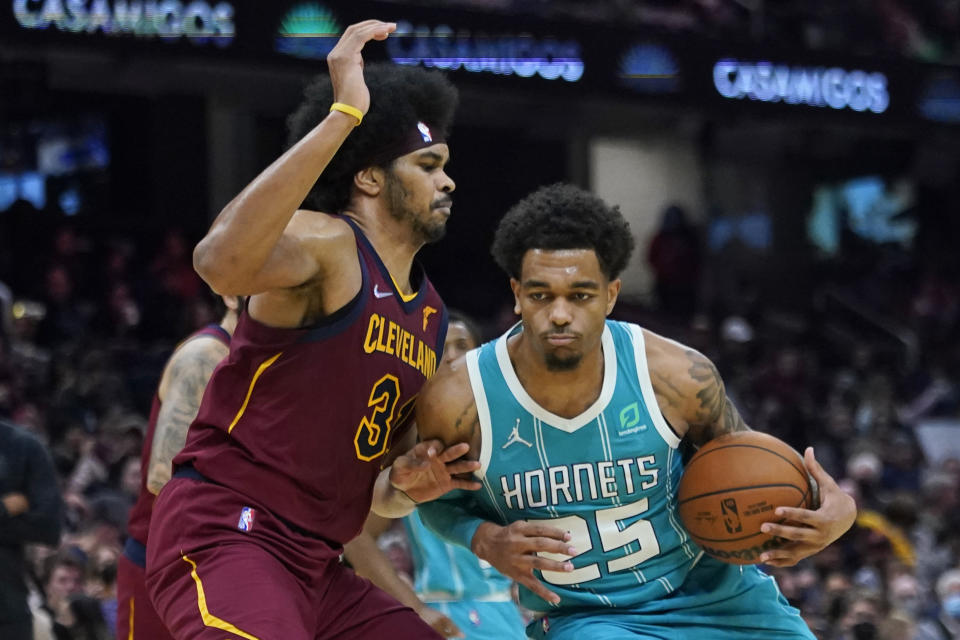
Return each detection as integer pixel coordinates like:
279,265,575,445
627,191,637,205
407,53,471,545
117,296,238,640
145,20,479,640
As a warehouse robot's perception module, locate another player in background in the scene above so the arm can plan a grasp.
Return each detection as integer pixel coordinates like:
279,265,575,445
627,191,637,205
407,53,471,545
415,184,858,639
116,295,239,640
145,21,479,640
345,311,527,640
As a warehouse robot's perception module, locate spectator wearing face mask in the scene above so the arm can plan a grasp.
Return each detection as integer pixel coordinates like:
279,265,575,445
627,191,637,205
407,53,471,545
830,589,883,640
918,569,960,640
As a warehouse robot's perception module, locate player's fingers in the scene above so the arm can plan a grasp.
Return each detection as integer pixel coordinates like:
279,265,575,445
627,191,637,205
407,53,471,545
523,537,577,557
803,446,836,488
342,20,394,42
530,555,574,573
437,441,471,462
761,555,802,567
516,575,561,605
443,460,481,475
413,439,442,459
772,506,819,525
450,478,483,491
761,521,818,542
437,615,462,638
760,543,813,566
370,22,397,40
518,522,571,541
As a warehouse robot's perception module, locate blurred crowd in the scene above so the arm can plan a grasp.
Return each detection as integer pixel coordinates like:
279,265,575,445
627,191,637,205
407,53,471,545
1,197,959,640
0,203,218,640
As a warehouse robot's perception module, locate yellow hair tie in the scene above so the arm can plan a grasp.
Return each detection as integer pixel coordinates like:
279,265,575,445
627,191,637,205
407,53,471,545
329,102,363,126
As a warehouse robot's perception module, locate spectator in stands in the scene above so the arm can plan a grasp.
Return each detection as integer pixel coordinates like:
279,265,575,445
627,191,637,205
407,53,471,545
0,418,64,640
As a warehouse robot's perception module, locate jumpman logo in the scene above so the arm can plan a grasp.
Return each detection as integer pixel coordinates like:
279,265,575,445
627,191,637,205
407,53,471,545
502,418,533,449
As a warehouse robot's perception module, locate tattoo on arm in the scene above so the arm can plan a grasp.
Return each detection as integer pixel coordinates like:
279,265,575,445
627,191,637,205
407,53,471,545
684,350,748,446
451,401,481,448
146,342,226,494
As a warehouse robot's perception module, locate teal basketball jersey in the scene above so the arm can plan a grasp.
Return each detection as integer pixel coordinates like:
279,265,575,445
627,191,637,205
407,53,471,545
404,509,514,602
465,320,701,613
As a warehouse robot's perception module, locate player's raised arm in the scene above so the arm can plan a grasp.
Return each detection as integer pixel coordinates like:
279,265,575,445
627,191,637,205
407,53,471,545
193,20,397,295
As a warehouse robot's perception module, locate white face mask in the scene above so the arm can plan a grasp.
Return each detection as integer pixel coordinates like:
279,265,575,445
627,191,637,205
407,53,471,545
945,593,960,619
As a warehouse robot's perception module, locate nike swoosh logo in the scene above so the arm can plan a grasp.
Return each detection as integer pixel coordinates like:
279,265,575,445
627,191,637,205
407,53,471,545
373,284,393,299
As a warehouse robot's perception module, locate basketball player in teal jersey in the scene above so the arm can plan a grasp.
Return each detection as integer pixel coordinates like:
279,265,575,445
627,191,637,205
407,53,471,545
346,312,526,639
414,184,858,639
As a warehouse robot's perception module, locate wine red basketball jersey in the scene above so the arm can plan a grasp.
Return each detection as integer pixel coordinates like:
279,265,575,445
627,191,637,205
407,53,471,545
126,324,231,547
173,218,448,545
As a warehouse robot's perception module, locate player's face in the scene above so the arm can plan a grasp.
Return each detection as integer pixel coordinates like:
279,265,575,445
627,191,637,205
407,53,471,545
442,321,478,364
511,249,621,371
384,144,455,244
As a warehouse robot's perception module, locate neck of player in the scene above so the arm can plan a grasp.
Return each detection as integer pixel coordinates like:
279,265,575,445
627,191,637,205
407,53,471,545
509,334,605,419
343,208,422,295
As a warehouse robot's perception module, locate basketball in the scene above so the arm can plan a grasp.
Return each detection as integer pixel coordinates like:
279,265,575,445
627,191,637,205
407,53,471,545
677,431,816,565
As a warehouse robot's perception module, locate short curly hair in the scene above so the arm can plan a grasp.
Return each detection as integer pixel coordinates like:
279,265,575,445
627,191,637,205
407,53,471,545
287,63,458,213
491,183,635,281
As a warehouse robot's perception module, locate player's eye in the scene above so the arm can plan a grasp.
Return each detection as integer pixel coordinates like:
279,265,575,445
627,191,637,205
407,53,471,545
529,292,548,301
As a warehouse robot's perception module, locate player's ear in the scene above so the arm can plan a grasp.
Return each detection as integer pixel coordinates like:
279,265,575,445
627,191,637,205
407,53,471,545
509,278,521,315
353,166,385,198
605,278,621,316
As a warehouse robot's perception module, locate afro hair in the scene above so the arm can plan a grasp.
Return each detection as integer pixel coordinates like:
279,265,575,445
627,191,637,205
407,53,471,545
491,183,635,281
287,63,458,213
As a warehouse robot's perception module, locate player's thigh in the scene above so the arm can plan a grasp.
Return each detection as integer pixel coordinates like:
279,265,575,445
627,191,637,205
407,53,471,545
432,600,527,640
148,541,313,640
314,564,442,640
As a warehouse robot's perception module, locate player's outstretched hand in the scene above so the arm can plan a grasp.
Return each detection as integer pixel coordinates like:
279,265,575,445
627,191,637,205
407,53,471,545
417,606,464,639
327,20,396,117
758,447,857,567
470,521,575,605
389,439,481,504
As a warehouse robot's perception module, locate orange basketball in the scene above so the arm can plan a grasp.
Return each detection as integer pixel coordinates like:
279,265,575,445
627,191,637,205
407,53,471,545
677,431,815,565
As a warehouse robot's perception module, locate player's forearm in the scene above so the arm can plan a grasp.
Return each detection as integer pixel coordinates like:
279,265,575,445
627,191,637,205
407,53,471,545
343,533,425,613
194,112,356,292
370,467,418,519
418,493,488,551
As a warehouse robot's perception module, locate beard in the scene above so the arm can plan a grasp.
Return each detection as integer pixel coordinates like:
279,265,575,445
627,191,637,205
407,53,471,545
544,350,583,371
384,172,447,244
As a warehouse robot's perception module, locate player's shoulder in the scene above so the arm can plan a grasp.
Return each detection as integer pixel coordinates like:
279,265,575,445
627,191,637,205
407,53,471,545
165,331,230,377
288,209,356,246
423,354,472,402
625,325,714,382
285,210,359,278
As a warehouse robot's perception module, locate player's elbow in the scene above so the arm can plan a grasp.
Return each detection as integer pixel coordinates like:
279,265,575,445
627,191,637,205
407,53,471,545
194,238,243,295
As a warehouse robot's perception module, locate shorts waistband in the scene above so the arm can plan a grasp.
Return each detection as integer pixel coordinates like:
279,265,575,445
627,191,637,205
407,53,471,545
123,536,147,568
172,463,333,543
